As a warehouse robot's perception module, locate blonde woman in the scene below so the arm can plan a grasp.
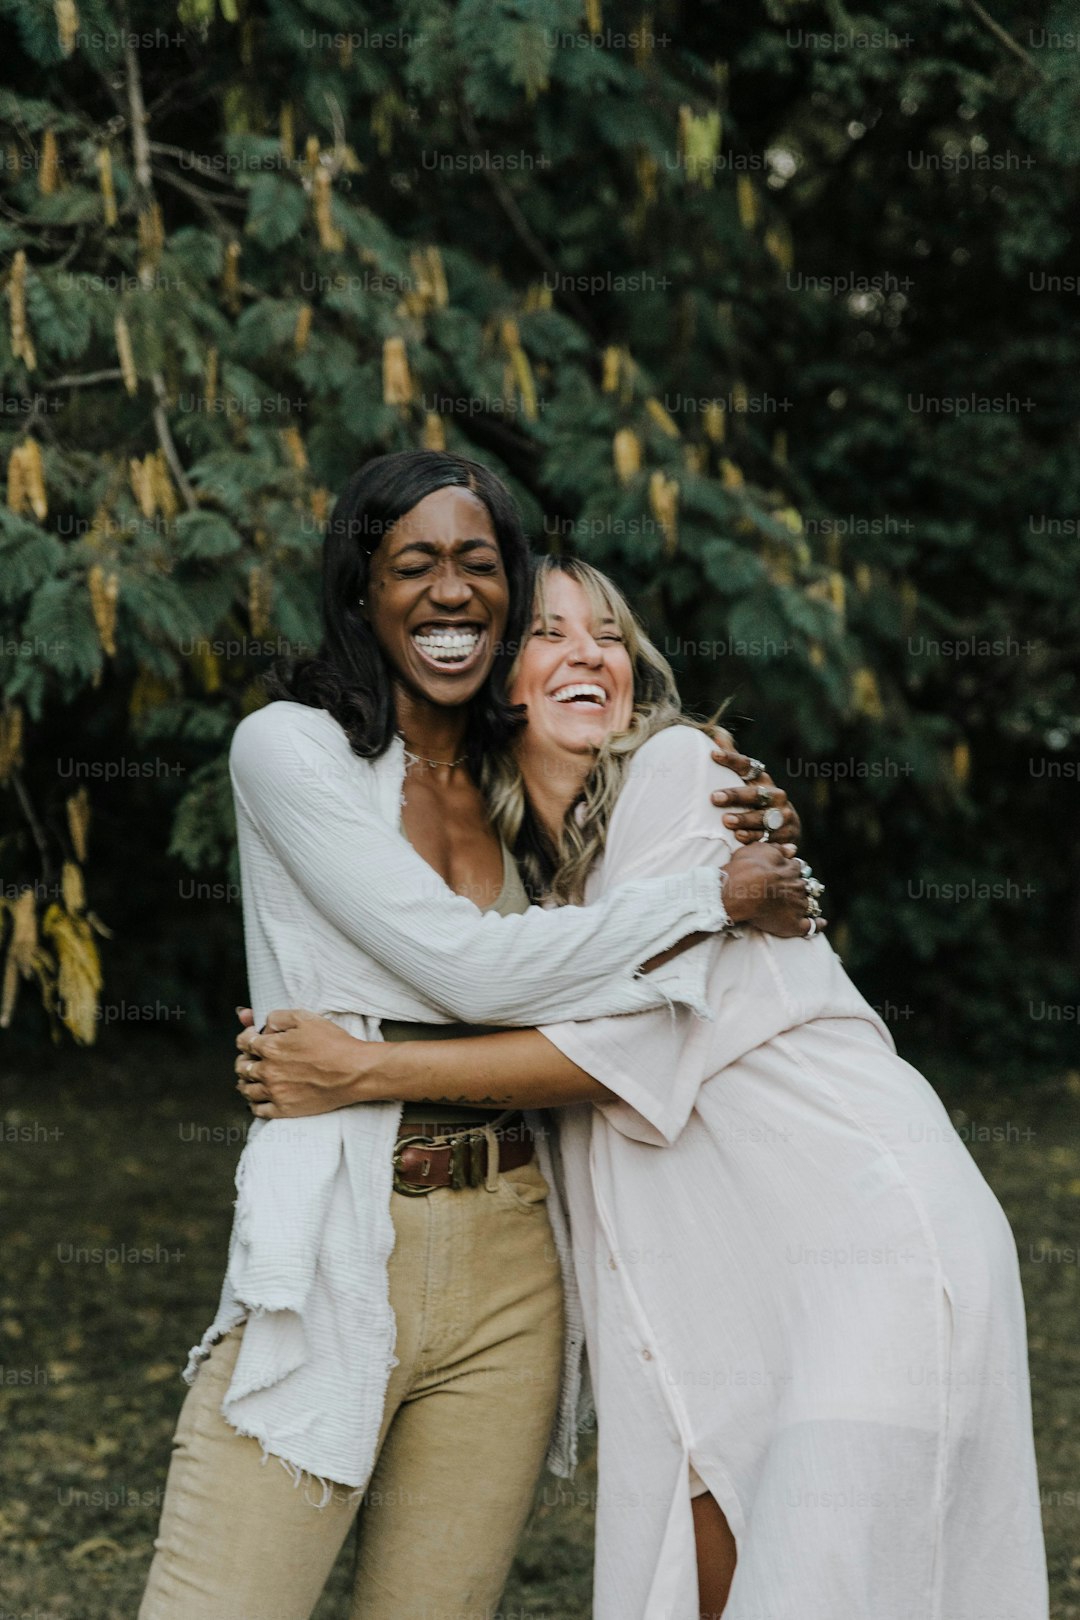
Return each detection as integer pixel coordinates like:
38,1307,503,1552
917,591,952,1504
239,557,1048,1620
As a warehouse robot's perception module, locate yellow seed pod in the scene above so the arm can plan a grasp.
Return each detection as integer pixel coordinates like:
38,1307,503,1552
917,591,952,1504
150,451,177,519
411,246,449,310
114,314,137,395
736,174,758,231
205,345,219,404
137,203,165,274
634,10,653,67
585,0,602,30
7,250,36,371
0,888,40,1030
523,282,552,313
719,458,744,490
422,413,446,451
828,570,846,616
764,226,792,272
645,396,680,439
899,579,918,630
248,564,273,637
312,167,344,252
128,668,174,721
952,740,971,786
66,787,90,862
678,107,722,188
855,563,872,595
96,147,117,227
54,0,79,54
683,443,706,474
87,565,119,657
280,101,295,163
649,470,679,555
703,401,726,443
613,428,642,484
42,904,102,1045
776,506,803,534
12,440,48,521
281,424,307,470
129,454,156,520
382,336,412,406
293,303,312,354
39,130,60,195
851,667,883,719
61,861,86,914
0,704,24,784
808,641,826,670
501,321,538,422
310,487,330,524
602,347,621,393
223,240,241,299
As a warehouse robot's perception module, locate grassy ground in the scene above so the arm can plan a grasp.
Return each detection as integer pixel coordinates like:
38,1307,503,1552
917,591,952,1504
1,1033,1077,1617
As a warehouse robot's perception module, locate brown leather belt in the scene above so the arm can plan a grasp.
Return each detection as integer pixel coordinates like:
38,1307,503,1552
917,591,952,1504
393,1112,533,1195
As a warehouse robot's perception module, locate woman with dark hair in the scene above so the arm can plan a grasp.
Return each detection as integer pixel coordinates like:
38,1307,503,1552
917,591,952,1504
139,450,813,1620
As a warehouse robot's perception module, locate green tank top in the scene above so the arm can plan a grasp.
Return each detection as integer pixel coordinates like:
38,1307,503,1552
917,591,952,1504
384,843,529,1125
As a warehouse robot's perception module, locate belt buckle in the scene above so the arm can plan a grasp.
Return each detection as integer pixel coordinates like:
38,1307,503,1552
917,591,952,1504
392,1134,440,1196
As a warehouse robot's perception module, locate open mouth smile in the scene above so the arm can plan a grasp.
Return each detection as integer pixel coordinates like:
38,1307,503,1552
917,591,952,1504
548,682,609,710
410,623,488,673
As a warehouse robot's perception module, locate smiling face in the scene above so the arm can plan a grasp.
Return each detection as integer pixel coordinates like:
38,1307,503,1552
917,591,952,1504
366,485,510,708
509,570,635,759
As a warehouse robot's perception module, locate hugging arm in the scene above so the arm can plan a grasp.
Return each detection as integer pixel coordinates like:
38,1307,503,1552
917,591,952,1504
232,705,733,1027
238,729,814,1128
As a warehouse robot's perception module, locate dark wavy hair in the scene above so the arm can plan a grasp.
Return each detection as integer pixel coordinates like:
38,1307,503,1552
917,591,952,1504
268,450,532,767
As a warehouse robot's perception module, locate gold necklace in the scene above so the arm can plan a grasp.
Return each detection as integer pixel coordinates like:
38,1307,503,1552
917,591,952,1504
400,739,468,771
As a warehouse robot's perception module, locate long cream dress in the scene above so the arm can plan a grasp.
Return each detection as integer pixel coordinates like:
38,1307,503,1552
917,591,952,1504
540,725,1047,1620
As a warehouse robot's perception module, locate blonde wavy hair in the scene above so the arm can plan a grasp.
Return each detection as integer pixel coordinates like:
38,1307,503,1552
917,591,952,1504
483,556,712,904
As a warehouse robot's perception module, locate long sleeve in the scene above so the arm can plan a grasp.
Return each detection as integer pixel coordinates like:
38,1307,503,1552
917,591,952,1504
539,725,742,1144
229,703,733,1027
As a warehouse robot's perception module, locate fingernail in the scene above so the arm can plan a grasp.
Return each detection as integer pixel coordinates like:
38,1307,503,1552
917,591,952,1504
235,1006,244,1016
715,792,729,803
723,815,738,827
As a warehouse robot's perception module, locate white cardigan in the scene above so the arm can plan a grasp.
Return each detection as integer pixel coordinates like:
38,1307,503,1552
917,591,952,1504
185,701,731,1491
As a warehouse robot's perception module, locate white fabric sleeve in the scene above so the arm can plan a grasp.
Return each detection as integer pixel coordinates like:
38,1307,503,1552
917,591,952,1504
539,725,742,1144
229,705,733,1026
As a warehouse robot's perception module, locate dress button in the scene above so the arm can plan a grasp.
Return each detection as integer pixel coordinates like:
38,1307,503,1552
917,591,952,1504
641,1348,653,1361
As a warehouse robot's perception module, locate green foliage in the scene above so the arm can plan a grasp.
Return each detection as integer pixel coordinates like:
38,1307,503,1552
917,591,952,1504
0,0,1077,1078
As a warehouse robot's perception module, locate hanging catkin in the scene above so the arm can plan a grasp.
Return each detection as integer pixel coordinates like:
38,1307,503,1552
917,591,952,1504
97,147,117,226
382,337,412,405
39,130,60,195
613,429,642,484
8,251,36,370
114,314,137,395
54,0,79,54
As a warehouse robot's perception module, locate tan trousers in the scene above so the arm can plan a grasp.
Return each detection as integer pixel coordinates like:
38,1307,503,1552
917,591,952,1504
139,1155,564,1620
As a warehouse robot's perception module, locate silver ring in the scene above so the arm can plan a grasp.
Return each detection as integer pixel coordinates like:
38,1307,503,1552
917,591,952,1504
807,897,822,918
745,758,766,782
756,784,774,809
761,828,770,843
805,917,818,938
806,877,825,898
798,859,813,879
763,807,785,832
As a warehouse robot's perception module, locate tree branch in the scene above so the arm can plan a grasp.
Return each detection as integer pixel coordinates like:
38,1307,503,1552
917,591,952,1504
960,0,1046,78
123,42,197,512
458,103,600,343
41,368,125,389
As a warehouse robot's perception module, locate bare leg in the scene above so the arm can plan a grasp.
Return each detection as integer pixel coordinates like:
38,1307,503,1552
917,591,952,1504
693,1491,737,1620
